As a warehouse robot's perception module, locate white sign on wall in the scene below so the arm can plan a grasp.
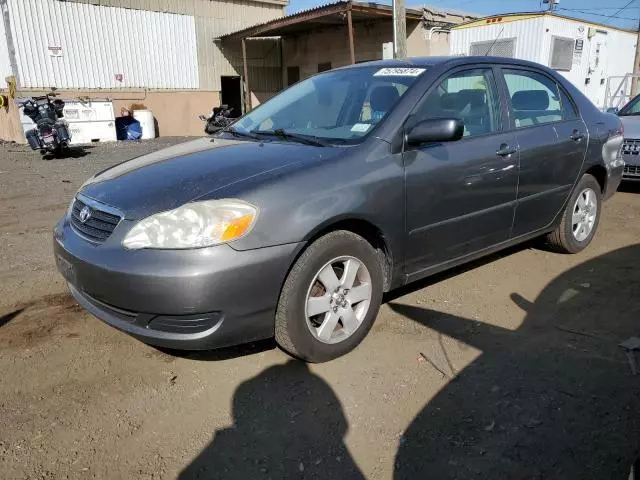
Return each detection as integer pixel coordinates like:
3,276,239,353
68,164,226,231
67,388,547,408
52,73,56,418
48,46,63,57
382,42,394,60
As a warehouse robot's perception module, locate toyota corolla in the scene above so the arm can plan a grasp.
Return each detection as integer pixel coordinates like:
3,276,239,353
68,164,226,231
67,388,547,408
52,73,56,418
54,57,624,362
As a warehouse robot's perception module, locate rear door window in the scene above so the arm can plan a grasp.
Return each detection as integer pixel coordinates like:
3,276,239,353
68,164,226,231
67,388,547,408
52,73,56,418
503,69,564,128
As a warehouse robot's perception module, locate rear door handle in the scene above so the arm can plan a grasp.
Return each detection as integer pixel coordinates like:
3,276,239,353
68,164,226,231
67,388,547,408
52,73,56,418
570,130,585,142
496,144,517,157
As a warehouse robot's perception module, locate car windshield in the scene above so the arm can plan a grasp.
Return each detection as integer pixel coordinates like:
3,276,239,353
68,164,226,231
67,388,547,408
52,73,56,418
232,66,427,145
619,95,640,116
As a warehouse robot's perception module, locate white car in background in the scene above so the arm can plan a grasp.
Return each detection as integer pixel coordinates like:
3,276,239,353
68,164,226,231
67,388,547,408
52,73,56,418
610,95,640,181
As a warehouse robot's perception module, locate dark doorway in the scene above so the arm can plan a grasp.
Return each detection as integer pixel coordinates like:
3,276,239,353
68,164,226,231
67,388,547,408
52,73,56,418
221,76,243,118
287,66,300,86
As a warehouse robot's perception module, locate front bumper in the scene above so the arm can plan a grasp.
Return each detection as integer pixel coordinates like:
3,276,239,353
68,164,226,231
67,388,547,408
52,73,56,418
621,139,640,181
622,161,640,182
53,215,302,350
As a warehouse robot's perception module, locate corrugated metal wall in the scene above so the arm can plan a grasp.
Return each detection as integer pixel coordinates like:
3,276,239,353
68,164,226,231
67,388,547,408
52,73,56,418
61,0,287,15
0,6,12,82
193,0,284,91
450,18,546,62
8,0,199,89
59,0,286,91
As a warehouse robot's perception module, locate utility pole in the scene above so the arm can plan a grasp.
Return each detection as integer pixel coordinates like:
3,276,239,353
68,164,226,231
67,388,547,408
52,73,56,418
632,16,640,97
392,0,407,58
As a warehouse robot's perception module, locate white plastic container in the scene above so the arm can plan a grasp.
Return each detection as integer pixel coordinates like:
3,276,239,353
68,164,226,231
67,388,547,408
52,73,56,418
133,109,156,139
19,98,117,145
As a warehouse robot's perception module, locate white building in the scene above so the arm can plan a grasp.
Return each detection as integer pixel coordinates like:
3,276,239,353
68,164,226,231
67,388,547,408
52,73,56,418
450,12,637,109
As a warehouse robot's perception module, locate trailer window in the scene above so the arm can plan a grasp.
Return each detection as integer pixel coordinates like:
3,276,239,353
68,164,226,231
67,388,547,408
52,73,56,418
470,38,515,57
550,36,574,72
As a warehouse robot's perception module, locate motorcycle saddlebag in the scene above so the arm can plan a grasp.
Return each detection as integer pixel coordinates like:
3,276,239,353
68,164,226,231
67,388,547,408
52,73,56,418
55,123,71,143
25,129,42,150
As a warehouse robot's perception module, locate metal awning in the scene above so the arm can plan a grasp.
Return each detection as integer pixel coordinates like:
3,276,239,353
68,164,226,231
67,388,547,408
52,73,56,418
219,1,423,41
219,1,423,112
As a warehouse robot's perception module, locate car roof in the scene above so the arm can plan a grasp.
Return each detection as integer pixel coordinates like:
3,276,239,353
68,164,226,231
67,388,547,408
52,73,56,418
343,56,548,70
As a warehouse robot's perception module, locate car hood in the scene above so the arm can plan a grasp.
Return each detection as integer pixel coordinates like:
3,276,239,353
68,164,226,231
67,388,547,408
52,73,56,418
620,116,640,139
80,137,342,219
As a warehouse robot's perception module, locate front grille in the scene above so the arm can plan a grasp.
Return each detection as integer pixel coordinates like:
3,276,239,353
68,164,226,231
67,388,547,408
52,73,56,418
624,164,640,177
622,138,640,156
70,198,121,243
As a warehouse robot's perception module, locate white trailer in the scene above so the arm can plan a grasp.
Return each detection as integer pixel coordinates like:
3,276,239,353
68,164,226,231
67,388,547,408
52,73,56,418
450,13,637,109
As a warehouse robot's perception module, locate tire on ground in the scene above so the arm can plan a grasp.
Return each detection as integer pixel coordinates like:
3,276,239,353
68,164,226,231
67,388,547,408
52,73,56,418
546,173,602,254
275,230,384,363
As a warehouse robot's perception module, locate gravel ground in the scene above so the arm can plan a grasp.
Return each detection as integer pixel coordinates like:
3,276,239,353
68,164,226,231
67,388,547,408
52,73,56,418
1,139,639,479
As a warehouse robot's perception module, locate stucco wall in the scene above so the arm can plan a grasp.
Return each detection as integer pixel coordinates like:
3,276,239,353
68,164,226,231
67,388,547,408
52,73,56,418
282,20,430,83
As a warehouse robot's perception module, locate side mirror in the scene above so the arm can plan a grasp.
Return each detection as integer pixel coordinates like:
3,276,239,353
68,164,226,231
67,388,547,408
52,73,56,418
406,118,464,146
606,107,620,115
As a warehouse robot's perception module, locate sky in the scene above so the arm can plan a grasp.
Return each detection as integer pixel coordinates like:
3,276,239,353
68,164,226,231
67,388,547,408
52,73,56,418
286,0,640,30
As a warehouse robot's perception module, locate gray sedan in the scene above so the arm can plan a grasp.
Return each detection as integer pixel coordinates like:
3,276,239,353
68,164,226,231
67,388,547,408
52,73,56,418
54,56,624,362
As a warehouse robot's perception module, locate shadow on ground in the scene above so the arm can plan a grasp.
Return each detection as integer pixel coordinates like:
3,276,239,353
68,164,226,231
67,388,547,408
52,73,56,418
619,181,640,194
391,244,640,479
42,145,94,160
179,360,365,479
180,245,640,479
157,339,276,362
0,308,23,328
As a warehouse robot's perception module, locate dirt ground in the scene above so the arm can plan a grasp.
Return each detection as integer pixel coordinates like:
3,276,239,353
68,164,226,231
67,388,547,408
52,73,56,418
1,139,639,480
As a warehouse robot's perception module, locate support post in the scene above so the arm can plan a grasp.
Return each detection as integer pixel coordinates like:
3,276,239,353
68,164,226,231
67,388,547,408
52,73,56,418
242,37,251,112
392,0,407,58
347,8,355,64
632,19,640,98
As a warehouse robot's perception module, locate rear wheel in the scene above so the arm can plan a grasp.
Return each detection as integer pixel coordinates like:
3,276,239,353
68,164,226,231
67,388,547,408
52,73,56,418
275,231,384,362
546,174,602,253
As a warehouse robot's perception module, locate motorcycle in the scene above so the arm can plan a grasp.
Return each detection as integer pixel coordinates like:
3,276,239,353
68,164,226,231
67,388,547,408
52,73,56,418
199,104,235,135
20,91,72,155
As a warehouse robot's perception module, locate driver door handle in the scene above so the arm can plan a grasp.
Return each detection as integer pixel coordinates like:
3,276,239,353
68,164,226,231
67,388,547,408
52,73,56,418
570,130,585,142
496,144,517,157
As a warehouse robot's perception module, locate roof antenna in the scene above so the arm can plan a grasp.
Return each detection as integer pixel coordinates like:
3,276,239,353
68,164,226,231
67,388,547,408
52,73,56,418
484,26,505,56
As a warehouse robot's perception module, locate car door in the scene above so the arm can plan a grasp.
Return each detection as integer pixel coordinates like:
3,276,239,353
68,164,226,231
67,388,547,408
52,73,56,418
403,66,519,275
498,67,588,237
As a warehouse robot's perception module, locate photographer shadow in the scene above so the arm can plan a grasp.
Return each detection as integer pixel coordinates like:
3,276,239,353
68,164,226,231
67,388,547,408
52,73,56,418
391,244,640,479
179,360,364,480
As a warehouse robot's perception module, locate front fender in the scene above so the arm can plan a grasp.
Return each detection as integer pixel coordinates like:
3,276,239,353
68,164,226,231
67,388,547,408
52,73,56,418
222,141,406,270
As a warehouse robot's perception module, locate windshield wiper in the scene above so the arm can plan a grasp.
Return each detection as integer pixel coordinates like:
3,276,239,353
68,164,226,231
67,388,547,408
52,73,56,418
253,129,328,147
221,127,262,141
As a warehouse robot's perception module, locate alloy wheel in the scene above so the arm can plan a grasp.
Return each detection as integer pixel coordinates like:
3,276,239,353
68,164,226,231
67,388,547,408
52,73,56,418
572,187,598,242
304,256,372,344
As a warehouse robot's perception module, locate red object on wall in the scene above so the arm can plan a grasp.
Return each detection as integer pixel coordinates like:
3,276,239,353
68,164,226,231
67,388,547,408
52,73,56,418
115,73,124,82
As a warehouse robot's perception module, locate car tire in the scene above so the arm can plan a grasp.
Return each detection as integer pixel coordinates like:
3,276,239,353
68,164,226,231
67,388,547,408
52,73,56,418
275,230,384,363
546,174,602,254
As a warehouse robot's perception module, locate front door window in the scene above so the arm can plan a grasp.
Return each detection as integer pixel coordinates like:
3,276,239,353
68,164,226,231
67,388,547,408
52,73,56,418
412,68,502,138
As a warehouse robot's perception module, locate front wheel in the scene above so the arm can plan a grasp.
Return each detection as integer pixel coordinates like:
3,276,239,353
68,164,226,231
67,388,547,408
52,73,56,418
275,231,384,362
546,174,602,253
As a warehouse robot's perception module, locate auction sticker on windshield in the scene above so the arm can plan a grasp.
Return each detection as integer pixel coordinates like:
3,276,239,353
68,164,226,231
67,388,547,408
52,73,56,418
351,123,371,133
374,68,425,77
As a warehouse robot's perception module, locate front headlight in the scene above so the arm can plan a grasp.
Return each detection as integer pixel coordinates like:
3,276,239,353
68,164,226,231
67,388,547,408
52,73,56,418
122,199,257,250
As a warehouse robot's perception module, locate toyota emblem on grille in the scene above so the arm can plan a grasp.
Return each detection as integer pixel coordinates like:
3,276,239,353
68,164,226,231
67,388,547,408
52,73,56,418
79,205,92,223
